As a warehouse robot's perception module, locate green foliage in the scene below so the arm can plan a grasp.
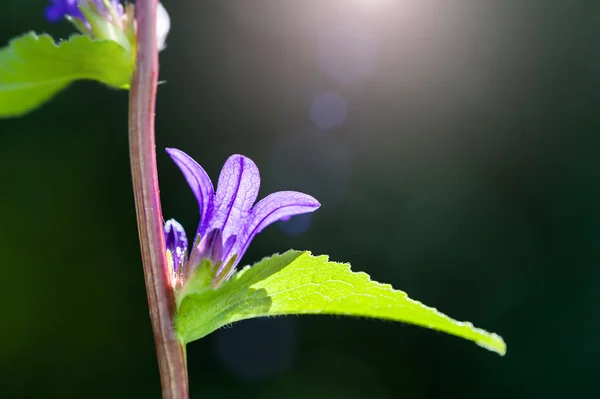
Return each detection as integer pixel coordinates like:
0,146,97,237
176,251,506,355
0,32,133,118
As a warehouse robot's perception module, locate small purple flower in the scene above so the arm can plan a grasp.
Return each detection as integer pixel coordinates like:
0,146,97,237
164,219,188,275
45,0,121,22
165,149,320,287
45,0,81,22
44,1,170,52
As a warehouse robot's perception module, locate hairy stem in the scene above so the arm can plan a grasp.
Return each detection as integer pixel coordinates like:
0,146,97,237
129,0,189,397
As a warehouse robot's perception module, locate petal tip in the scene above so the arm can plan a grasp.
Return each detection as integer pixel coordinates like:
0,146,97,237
166,148,193,163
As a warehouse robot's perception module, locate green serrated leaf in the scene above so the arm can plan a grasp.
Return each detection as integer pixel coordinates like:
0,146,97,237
0,32,133,118
176,251,506,356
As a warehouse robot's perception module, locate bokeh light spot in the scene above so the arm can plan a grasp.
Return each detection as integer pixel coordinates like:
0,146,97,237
279,213,313,236
310,90,348,130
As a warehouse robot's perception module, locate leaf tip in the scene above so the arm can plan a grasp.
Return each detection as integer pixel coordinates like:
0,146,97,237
476,333,507,356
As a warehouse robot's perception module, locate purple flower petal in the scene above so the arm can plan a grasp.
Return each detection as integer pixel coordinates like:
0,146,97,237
213,155,260,240
164,219,188,273
45,0,83,22
222,235,237,258
166,148,215,236
45,0,125,23
186,228,226,280
226,191,321,265
45,6,66,22
166,148,321,283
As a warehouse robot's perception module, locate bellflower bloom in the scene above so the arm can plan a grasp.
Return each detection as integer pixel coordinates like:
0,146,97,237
45,0,91,21
164,149,321,288
44,1,170,52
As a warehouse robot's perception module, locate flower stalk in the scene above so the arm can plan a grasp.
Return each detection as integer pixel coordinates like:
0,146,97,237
129,0,188,397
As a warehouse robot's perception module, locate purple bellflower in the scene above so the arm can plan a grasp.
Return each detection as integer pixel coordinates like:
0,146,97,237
45,0,85,21
164,149,321,288
45,0,121,22
44,1,170,52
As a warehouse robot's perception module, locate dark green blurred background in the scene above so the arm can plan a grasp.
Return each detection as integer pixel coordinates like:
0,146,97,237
1,1,599,398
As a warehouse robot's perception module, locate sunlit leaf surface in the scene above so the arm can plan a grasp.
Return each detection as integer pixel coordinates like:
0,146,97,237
176,251,506,355
0,33,132,118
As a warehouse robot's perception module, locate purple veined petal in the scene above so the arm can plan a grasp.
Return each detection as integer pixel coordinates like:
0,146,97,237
164,219,188,273
222,235,237,259
225,191,321,267
196,228,223,265
166,148,215,236
186,228,224,280
217,234,237,276
213,155,260,240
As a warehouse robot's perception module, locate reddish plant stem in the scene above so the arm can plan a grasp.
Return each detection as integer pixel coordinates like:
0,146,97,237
129,0,189,397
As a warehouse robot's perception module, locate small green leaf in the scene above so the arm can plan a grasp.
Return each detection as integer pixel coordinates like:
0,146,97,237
0,32,133,118
176,251,506,356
